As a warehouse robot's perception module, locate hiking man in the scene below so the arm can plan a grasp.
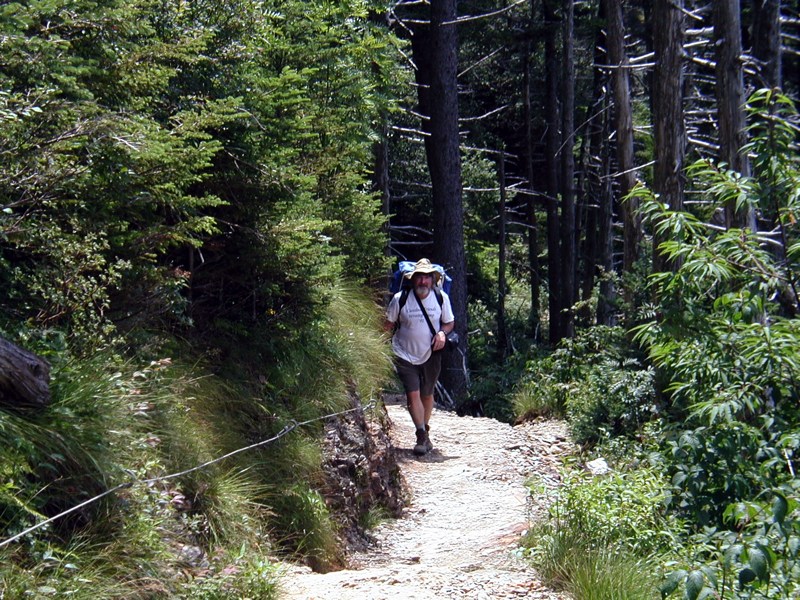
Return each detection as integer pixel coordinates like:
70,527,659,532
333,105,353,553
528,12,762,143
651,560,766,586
385,258,455,456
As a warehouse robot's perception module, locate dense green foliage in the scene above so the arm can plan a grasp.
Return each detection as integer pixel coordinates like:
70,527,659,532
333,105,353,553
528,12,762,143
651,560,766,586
1,0,400,595
520,90,800,599
524,465,670,599
0,0,397,347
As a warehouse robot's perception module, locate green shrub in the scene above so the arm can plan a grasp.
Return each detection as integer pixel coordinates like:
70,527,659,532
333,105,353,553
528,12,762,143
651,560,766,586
512,326,655,444
525,508,661,600
194,281,393,568
511,375,562,421
267,483,342,573
565,359,655,445
659,482,800,599
0,351,134,539
563,546,660,600
185,553,279,600
524,462,676,599
561,466,675,555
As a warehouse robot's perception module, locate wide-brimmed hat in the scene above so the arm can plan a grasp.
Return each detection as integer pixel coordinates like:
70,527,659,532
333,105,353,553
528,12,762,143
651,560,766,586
403,258,442,284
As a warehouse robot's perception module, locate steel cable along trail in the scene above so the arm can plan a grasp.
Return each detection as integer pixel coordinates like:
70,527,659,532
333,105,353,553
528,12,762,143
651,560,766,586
0,399,378,549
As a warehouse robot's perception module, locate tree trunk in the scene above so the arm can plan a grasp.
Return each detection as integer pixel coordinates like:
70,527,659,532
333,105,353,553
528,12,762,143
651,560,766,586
583,5,615,326
714,0,753,229
0,336,51,410
597,128,616,326
497,151,509,357
414,0,469,406
604,0,641,271
522,37,541,340
751,0,784,259
579,13,609,326
560,0,576,339
652,0,686,273
543,0,563,344
751,0,781,89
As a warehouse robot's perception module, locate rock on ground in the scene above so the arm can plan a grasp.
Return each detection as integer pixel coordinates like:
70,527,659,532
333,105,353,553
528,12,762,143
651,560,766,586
279,394,573,599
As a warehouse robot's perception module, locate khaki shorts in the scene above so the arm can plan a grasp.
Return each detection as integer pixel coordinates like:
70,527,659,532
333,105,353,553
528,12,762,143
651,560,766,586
395,352,442,397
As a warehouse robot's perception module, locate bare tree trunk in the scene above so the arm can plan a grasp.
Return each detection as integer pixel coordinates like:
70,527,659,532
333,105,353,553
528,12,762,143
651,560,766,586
522,37,541,340
715,0,754,229
422,0,469,405
560,0,576,339
0,336,51,411
597,129,616,325
579,12,609,326
543,0,563,344
751,0,784,260
604,0,641,271
579,182,598,325
575,105,592,326
497,151,509,357
652,0,686,273
583,4,615,326
751,0,782,89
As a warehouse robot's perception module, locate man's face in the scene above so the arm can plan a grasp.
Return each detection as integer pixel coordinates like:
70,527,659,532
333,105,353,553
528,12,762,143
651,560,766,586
413,272,434,297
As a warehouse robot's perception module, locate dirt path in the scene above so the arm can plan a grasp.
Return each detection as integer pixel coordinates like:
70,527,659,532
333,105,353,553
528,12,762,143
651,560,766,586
279,395,573,599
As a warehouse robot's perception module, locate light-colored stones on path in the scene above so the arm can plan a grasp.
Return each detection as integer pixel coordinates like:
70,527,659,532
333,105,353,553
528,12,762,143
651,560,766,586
279,396,572,599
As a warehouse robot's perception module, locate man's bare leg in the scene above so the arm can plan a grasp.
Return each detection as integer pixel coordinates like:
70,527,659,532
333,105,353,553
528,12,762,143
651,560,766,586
421,393,434,451
421,394,434,428
406,390,425,429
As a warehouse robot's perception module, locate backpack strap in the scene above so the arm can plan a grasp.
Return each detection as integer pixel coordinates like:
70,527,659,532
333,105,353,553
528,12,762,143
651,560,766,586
398,288,411,313
413,291,438,337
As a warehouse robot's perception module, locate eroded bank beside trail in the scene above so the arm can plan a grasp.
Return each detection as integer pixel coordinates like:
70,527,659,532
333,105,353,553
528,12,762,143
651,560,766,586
280,394,573,600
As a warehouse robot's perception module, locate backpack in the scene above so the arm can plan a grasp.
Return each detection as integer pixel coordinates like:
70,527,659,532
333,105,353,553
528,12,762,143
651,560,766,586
389,260,452,313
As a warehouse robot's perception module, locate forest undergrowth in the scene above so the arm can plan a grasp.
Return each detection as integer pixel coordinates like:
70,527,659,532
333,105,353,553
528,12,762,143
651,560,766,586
510,91,800,600
0,283,394,599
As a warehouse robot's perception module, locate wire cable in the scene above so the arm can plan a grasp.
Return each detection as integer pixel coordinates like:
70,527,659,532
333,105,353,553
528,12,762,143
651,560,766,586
0,398,377,549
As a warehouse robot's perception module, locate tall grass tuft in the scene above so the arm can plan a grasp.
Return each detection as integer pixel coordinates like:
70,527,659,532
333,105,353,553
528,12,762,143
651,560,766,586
0,354,134,539
225,281,394,568
267,483,343,572
525,522,660,600
0,353,282,597
512,380,562,421
320,281,395,402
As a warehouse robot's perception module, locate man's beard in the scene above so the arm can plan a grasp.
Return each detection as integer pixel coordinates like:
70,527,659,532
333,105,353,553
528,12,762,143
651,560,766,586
414,283,431,297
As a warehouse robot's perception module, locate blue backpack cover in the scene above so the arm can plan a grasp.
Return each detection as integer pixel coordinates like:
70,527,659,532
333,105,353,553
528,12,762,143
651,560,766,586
389,260,452,295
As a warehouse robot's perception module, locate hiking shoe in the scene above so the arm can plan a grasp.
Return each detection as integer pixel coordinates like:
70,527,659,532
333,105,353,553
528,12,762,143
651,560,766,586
424,425,434,452
413,428,428,455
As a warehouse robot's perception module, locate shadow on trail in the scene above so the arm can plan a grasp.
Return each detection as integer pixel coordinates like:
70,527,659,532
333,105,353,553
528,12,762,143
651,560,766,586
394,449,460,463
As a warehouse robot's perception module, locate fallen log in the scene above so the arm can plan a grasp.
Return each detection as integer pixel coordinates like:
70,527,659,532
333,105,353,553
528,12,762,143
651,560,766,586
0,336,51,410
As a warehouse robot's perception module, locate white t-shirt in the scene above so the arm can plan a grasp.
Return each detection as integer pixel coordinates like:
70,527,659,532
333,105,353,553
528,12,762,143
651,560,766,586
386,289,455,365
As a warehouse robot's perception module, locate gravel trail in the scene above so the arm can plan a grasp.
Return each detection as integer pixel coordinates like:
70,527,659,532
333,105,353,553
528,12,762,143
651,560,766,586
279,395,572,600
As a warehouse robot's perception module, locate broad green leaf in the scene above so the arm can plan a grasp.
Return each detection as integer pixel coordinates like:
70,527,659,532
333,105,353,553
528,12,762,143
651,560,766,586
684,570,704,600
747,547,769,583
724,544,745,568
788,536,800,556
772,492,788,524
660,569,687,598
